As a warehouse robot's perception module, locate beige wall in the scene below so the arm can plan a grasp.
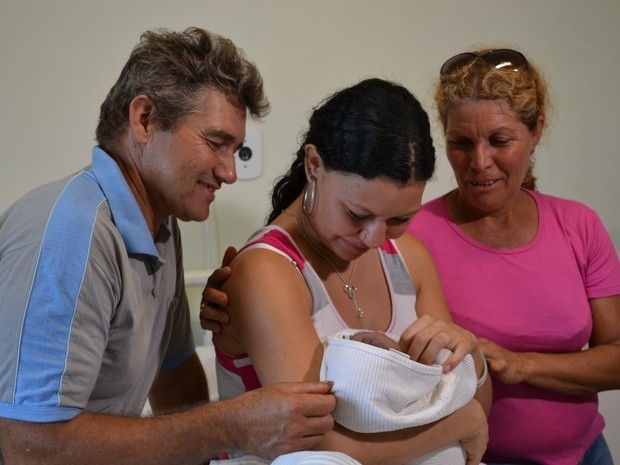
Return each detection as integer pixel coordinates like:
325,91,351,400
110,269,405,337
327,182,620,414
2,0,619,458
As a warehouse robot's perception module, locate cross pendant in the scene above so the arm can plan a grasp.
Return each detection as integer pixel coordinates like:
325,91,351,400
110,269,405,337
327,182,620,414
343,283,357,300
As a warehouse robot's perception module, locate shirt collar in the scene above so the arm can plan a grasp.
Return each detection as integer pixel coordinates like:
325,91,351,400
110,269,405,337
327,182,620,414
89,146,170,260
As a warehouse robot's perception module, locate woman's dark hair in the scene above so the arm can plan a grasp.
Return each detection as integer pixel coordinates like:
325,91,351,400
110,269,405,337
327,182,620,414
268,78,435,223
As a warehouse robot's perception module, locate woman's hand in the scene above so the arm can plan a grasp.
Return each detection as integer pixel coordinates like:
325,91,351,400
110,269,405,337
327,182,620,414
478,337,527,384
199,246,237,333
457,400,489,465
399,314,478,373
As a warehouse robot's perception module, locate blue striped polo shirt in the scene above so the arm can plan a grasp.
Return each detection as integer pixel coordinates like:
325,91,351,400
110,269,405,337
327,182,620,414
0,147,194,423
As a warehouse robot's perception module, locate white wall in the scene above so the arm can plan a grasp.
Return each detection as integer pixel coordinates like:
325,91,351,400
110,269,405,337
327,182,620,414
2,0,619,459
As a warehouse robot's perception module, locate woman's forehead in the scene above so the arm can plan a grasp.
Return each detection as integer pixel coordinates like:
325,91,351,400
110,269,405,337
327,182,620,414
324,172,425,216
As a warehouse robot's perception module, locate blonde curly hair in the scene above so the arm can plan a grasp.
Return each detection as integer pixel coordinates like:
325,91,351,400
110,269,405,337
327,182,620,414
435,48,548,190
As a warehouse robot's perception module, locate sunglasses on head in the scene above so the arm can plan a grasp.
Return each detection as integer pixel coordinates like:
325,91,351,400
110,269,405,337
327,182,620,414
440,49,529,76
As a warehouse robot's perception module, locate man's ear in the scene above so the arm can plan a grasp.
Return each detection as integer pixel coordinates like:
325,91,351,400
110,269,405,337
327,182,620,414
128,95,155,144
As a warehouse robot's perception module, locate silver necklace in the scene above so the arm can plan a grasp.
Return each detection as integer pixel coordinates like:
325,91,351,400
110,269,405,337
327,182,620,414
283,209,364,319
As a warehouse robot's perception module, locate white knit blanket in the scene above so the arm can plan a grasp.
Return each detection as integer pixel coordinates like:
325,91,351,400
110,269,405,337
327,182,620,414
211,330,479,465
320,330,476,433
319,330,478,465
209,451,362,465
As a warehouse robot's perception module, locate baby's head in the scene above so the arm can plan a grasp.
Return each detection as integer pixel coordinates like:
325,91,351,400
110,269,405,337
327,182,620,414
349,331,400,351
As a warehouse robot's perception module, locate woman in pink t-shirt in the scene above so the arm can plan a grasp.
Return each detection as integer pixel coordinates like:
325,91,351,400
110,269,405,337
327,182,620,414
408,48,620,465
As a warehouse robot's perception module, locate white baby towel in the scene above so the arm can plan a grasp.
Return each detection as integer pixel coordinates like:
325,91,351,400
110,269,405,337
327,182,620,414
319,329,480,465
272,451,362,465
209,451,362,465
320,329,477,433
211,329,480,465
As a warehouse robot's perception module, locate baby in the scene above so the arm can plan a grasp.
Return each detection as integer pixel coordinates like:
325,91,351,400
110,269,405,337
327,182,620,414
323,330,475,465
349,330,401,350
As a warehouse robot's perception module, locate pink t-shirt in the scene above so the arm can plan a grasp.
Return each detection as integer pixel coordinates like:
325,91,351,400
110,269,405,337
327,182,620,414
407,189,620,464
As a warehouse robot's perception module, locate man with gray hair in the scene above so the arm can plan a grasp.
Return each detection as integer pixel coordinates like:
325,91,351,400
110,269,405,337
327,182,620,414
0,27,334,465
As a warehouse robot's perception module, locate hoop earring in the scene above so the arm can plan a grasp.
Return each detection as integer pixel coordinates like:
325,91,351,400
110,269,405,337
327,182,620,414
302,179,317,216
